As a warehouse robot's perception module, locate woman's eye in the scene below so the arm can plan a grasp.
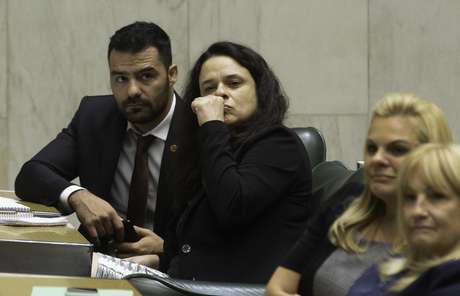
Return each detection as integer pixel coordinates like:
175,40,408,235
366,143,377,155
229,80,241,88
404,194,415,201
428,190,447,201
389,145,410,156
203,86,215,93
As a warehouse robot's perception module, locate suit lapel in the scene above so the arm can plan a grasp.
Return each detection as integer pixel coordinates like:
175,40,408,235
155,95,185,237
155,94,202,237
99,104,127,199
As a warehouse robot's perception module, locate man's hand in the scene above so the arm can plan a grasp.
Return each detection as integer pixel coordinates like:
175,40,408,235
191,95,224,126
69,189,124,243
116,226,163,258
125,254,160,269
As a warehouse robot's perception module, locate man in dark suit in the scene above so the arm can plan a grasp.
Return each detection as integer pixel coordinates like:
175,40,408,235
14,22,199,258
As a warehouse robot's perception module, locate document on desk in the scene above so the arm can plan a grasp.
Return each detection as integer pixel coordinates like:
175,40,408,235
0,196,67,226
0,196,30,211
0,212,68,226
91,252,169,280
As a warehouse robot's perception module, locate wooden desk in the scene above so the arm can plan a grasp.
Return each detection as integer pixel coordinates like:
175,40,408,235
0,195,92,276
0,273,141,296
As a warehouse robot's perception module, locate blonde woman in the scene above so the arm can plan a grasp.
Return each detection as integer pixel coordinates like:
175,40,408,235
348,143,460,295
265,93,452,296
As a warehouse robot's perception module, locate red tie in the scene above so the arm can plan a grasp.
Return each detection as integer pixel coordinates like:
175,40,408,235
127,134,155,226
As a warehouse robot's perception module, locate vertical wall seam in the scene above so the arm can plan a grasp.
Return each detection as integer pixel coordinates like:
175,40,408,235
256,0,261,51
5,0,10,187
366,0,371,122
186,0,190,69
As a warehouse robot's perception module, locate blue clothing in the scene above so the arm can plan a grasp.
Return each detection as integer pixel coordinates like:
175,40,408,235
348,259,460,296
346,264,397,296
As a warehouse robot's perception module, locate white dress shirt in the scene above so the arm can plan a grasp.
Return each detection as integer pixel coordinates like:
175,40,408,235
59,95,176,230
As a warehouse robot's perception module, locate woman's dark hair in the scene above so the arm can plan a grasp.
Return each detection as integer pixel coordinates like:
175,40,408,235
183,41,288,145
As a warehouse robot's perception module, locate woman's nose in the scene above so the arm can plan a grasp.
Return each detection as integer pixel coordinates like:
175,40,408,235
413,195,428,215
370,148,389,165
214,83,228,99
407,194,429,222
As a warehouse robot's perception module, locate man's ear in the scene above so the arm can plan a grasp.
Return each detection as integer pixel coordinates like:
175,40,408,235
168,64,178,86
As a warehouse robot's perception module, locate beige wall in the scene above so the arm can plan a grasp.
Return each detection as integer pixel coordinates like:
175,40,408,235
0,0,7,187
0,0,459,188
369,0,460,133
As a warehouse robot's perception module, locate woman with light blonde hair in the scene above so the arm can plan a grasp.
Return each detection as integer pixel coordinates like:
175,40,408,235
348,143,460,295
265,93,452,296
329,93,452,253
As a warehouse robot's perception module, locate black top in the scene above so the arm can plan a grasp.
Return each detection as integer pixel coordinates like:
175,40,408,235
282,169,364,295
161,121,313,283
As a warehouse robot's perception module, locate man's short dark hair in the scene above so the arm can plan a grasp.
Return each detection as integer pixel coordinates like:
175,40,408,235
108,21,172,68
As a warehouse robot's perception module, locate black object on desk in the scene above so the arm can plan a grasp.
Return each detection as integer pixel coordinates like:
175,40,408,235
80,219,140,254
122,219,140,242
66,287,99,296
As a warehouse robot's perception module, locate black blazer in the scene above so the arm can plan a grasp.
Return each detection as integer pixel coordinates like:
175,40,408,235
15,95,200,238
162,121,313,283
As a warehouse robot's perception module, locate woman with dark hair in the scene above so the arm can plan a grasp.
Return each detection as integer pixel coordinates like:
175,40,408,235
160,41,313,283
121,41,313,283
183,41,288,146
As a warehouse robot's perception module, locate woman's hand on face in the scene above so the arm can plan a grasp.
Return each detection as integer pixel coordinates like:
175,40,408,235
191,95,225,126
116,226,163,258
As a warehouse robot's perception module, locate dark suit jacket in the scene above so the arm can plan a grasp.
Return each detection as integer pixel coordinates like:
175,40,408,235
15,95,200,238
162,121,313,283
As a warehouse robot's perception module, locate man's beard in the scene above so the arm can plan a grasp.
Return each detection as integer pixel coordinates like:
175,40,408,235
122,83,171,124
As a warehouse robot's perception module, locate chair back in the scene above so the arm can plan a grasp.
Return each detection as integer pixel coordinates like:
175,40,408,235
292,127,326,168
310,161,364,210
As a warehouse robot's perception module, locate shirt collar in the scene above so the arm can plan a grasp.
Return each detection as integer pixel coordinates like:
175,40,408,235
127,93,176,142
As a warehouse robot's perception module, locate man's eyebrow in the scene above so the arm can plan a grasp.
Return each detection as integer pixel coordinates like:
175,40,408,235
111,67,159,76
110,70,126,76
137,67,158,74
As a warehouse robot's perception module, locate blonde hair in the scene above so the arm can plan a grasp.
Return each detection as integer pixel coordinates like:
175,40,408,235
380,143,460,291
329,93,452,253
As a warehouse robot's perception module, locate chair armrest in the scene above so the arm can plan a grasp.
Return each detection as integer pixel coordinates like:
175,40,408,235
127,273,265,296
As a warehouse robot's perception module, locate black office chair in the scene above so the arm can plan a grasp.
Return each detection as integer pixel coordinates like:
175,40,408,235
310,161,364,210
127,273,265,296
291,127,326,169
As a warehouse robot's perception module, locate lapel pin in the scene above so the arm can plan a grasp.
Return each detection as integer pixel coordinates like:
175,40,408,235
170,144,178,152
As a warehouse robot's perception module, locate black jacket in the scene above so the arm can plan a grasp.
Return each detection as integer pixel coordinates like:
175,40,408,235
162,121,313,283
15,95,200,238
